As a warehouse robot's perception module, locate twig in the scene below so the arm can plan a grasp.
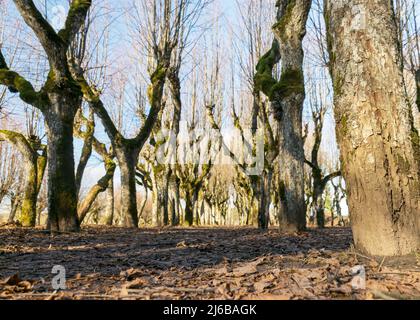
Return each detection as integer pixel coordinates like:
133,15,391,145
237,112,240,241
372,290,397,300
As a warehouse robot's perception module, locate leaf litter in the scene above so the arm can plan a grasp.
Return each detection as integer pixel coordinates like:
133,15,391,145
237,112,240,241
0,226,419,300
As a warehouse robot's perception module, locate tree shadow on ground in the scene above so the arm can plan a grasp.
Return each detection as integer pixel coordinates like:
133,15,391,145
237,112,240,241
0,226,353,280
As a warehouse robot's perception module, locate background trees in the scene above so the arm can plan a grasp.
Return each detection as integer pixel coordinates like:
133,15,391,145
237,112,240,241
0,0,418,258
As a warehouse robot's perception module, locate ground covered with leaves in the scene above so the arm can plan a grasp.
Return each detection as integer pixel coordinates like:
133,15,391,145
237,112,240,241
0,226,419,300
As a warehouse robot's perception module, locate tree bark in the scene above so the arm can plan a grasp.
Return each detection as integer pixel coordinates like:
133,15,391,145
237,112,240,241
184,191,194,227
272,0,311,233
8,193,21,223
313,182,325,228
105,177,114,226
325,0,420,256
0,131,46,227
45,108,80,232
7,0,92,232
258,170,273,230
169,176,180,226
20,160,37,226
116,146,140,228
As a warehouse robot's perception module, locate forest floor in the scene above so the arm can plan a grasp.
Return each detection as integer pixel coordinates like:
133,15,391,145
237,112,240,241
0,226,419,300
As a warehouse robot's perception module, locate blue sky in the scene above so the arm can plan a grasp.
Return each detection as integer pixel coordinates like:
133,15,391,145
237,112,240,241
0,0,362,216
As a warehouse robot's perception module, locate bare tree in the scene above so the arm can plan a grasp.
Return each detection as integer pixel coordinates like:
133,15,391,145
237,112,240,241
254,0,312,232
79,0,184,227
0,0,92,231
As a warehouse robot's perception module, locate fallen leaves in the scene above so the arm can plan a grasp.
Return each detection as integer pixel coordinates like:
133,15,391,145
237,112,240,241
233,257,266,277
0,273,35,295
0,226,419,300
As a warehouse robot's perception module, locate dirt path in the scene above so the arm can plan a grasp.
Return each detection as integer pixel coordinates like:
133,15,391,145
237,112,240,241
0,227,419,300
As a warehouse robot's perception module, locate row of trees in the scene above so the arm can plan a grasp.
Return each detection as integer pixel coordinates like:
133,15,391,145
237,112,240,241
0,0,419,257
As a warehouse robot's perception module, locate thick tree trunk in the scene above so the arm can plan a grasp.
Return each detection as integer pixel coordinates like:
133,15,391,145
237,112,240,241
168,71,182,226
151,173,164,227
325,0,420,256
116,147,139,228
184,190,194,226
169,177,180,226
45,110,79,232
193,190,200,226
8,194,21,223
313,183,325,229
273,0,311,233
162,171,170,226
0,132,47,227
105,177,114,226
20,160,38,227
258,170,273,230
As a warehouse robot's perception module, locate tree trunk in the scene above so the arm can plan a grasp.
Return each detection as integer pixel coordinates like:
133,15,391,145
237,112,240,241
185,190,194,226
262,0,311,233
193,189,200,226
325,0,420,256
8,194,21,223
258,170,273,230
313,184,325,229
105,177,114,226
169,177,180,226
152,172,166,227
45,110,79,232
20,160,38,227
162,170,170,226
116,147,140,228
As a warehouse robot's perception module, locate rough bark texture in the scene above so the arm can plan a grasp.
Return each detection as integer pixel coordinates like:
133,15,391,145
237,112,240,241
151,167,169,227
167,69,182,226
325,0,420,256
104,177,114,226
116,146,140,228
0,131,46,227
1,0,92,232
8,193,21,223
258,170,273,229
255,0,311,233
45,106,79,232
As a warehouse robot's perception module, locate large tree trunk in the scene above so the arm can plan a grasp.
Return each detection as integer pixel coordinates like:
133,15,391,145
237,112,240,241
184,189,194,226
273,0,311,233
169,176,180,226
8,194,21,223
313,182,325,229
325,0,420,256
20,160,38,227
116,147,140,228
258,170,273,230
105,177,114,226
0,131,46,227
45,109,79,232
151,169,167,227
